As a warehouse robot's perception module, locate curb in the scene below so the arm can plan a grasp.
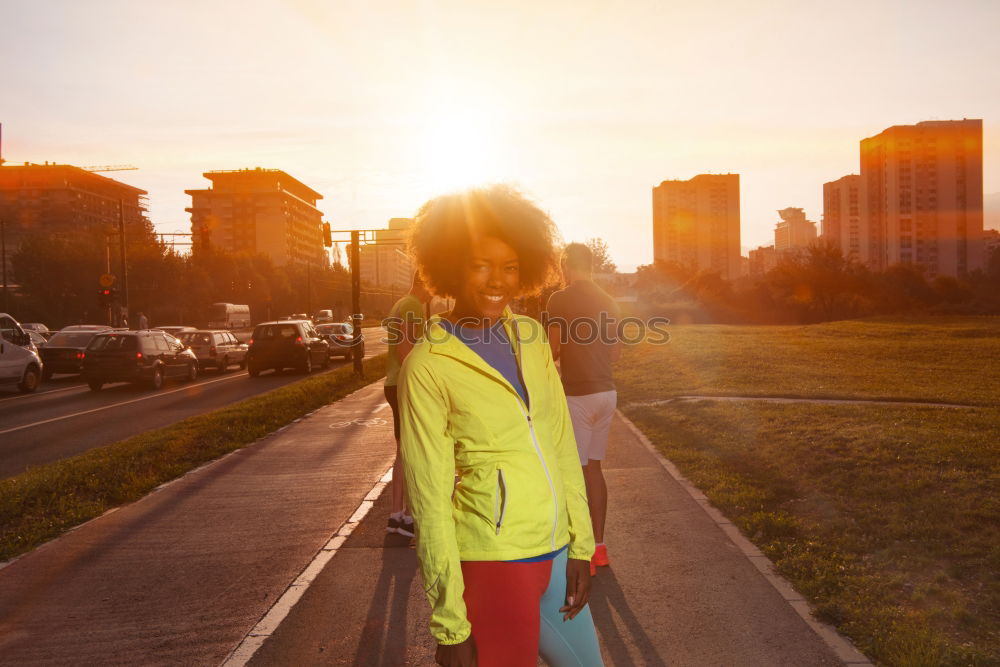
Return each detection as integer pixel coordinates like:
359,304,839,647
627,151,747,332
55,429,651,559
615,409,874,667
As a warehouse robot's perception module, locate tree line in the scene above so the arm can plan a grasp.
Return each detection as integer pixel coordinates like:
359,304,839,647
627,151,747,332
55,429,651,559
7,222,390,329
631,241,1000,324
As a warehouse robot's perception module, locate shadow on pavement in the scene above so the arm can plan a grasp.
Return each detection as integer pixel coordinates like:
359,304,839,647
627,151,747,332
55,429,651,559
350,533,419,666
590,567,669,667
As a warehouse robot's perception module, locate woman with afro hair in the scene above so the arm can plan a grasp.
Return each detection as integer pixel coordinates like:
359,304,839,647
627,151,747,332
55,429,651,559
399,185,604,667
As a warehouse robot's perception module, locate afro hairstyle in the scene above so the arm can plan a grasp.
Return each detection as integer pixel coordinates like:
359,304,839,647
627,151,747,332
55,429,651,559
407,184,562,299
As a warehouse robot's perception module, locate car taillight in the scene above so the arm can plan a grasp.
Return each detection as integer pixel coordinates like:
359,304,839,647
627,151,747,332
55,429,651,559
248,338,254,346
294,336,304,346
209,346,217,357
77,352,85,360
336,334,349,341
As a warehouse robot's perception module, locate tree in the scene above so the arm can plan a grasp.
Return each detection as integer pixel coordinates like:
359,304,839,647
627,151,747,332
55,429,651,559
586,238,617,273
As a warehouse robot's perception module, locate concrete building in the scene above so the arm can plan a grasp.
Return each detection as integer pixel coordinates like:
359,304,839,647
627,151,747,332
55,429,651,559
0,163,148,276
359,217,414,295
822,175,868,263
748,245,779,276
774,207,817,254
860,119,983,277
185,168,326,268
652,173,741,280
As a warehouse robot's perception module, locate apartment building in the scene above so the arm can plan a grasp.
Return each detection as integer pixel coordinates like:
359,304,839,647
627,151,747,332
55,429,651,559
822,175,868,263
186,168,326,267
652,173,741,279
0,162,148,274
774,207,818,253
860,119,983,277
358,217,414,293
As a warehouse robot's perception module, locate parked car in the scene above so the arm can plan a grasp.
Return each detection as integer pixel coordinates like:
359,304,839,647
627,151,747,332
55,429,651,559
39,327,112,379
26,330,48,348
153,325,198,337
20,322,50,337
178,329,248,372
316,322,365,360
0,312,43,393
82,330,199,391
246,320,329,377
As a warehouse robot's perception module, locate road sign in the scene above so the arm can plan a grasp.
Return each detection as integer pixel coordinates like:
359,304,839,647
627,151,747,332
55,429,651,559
99,273,116,287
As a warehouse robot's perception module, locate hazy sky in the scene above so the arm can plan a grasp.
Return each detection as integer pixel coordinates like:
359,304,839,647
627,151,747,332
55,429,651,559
3,0,998,270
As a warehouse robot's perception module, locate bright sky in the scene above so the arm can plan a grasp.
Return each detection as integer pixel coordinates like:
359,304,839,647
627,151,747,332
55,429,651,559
3,0,999,270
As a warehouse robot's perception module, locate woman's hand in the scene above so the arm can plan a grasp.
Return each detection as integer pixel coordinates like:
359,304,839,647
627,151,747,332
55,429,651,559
436,637,477,666
560,558,592,621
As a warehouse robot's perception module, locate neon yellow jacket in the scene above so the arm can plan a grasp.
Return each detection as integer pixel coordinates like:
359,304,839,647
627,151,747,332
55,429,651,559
399,311,595,645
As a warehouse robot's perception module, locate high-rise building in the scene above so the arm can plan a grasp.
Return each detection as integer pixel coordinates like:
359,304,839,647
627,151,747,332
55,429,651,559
860,119,983,277
822,175,868,263
185,168,326,267
651,174,741,279
0,163,149,274
773,207,817,253
359,217,414,293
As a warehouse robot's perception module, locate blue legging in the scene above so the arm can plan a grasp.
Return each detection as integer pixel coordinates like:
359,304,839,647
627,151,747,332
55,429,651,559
539,549,605,666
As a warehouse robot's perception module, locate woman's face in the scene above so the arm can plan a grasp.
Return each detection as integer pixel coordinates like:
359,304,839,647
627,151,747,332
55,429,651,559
455,235,521,322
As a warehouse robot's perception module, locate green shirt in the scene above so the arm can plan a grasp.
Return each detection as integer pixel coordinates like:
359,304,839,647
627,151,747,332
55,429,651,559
385,294,426,386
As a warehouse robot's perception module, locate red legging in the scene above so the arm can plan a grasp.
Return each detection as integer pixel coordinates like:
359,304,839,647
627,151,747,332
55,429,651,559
460,559,553,667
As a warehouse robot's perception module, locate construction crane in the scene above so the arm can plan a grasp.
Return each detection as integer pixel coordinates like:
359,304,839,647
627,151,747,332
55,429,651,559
81,164,138,172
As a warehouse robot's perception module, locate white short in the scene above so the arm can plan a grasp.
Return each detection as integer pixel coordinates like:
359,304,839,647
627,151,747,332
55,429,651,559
566,390,617,465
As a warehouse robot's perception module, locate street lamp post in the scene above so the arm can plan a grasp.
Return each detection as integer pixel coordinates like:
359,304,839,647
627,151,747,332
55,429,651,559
1,218,7,313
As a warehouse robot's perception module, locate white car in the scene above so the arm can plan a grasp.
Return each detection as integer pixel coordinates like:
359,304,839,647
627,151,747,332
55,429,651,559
0,313,43,393
178,329,248,372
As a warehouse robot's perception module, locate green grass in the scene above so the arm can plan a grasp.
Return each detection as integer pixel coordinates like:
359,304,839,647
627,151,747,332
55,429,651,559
0,355,386,563
618,316,1000,407
618,317,1000,666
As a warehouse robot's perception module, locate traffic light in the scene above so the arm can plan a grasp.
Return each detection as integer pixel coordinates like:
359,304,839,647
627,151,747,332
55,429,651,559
322,222,332,248
98,287,119,307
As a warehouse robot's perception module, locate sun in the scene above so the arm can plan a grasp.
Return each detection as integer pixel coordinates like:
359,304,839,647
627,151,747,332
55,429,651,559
416,106,513,194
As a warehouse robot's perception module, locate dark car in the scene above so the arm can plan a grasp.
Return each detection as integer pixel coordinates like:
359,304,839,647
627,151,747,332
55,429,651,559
39,327,112,379
316,322,365,360
246,320,329,377
82,330,199,391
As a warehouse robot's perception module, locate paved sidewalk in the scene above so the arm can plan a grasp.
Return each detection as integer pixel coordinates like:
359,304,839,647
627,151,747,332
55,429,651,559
248,413,868,666
0,379,871,666
0,382,396,666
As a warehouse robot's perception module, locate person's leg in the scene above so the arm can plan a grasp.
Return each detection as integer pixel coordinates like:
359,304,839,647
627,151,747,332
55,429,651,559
461,560,552,667
582,461,607,544
538,549,604,666
384,385,412,536
585,391,616,565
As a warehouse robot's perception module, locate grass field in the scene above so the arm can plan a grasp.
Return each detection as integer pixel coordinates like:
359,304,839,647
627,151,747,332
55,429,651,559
617,317,1000,666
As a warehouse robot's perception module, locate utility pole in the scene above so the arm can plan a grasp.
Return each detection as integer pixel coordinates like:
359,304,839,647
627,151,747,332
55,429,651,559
1,218,7,313
117,200,129,325
306,261,312,316
350,231,362,376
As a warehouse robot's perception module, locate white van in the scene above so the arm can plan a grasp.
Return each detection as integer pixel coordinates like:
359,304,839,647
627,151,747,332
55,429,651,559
207,303,251,329
0,313,43,393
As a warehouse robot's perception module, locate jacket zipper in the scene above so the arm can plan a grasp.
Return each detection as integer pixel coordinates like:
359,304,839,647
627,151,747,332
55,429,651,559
516,400,558,550
495,468,507,535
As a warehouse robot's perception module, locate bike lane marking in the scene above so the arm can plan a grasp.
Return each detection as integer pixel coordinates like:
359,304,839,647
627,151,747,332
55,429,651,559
222,401,394,667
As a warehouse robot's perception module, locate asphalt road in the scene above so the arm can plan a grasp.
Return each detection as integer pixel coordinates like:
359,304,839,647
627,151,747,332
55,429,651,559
0,327,386,480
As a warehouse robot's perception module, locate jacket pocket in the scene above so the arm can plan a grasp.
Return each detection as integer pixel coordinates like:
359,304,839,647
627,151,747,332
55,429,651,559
494,467,508,535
